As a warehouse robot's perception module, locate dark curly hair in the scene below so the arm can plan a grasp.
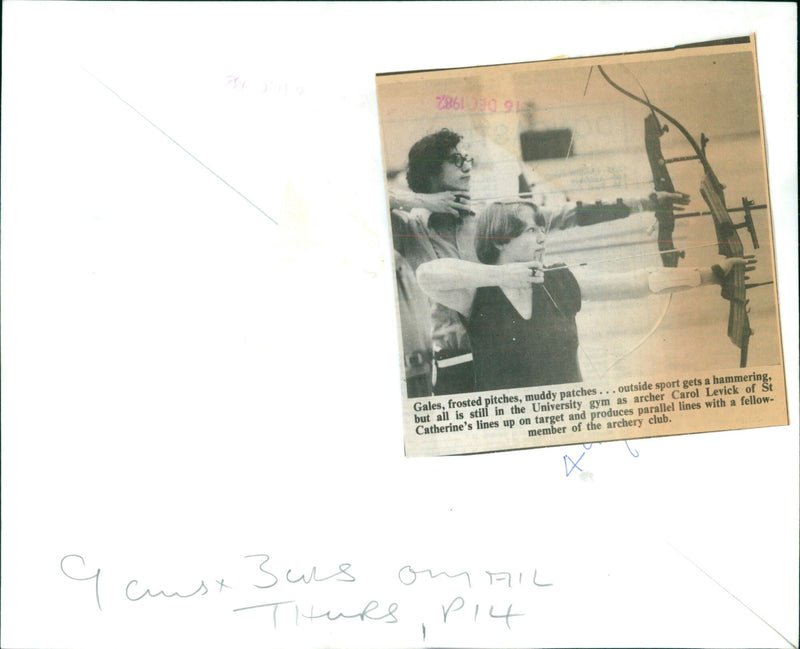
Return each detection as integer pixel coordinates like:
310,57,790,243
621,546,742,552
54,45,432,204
475,201,545,265
405,129,463,193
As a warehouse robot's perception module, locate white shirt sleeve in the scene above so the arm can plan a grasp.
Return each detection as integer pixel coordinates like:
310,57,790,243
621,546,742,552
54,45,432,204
646,266,703,293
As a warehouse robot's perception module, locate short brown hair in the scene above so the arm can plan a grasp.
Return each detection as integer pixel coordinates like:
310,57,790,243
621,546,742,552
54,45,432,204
475,201,545,264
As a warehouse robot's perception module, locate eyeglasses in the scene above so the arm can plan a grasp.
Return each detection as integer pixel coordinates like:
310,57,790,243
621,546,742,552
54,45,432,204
447,152,473,170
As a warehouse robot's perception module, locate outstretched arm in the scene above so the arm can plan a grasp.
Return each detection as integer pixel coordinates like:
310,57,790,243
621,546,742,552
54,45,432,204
416,258,543,317
576,257,755,301
544,190,691,230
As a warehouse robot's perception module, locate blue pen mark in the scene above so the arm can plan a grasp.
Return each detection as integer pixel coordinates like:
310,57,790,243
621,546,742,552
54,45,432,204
563,452,585,477
565,440,640,477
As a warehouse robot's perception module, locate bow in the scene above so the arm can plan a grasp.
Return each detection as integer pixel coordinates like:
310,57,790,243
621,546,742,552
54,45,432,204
596,65,762,367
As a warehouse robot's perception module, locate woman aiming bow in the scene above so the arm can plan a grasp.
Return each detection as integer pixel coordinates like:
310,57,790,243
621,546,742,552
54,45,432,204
416,200,753,392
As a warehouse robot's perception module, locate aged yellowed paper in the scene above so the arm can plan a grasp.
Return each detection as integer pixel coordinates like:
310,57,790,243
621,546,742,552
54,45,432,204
376,38,787,456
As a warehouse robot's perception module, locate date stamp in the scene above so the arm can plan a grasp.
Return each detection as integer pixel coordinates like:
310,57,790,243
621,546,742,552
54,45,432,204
436,95,522,113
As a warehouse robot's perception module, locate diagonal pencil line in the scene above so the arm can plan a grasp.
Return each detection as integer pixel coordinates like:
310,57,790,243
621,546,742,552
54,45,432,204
667,541,798,649
81,67,278,225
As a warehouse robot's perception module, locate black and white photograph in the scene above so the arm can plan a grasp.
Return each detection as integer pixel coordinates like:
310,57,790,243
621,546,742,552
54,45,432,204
377,38,787,456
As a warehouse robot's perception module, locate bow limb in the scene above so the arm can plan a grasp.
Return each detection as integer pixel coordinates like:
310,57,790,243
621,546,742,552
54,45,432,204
582,66,679,376
644,112,683,267
700,178,752,366
597,65,710,177
598,65,684,268
596,64,757,367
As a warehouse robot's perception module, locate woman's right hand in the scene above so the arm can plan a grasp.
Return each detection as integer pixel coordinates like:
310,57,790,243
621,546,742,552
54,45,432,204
417,191,471,216
497,261,544,288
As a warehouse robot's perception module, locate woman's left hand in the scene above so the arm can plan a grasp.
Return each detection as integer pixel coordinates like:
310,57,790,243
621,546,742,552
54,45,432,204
652,190,691,210
717,256,757,278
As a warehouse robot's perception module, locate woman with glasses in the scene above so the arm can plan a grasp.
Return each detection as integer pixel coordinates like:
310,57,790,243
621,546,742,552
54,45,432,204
415,201,751,391
389,129,482,396
391,128,691,396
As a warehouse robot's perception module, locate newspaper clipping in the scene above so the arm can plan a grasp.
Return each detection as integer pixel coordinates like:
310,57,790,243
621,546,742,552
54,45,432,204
376,37,788,457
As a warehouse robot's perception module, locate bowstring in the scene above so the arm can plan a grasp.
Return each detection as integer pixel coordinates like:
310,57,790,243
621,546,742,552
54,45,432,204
574,64,673,379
